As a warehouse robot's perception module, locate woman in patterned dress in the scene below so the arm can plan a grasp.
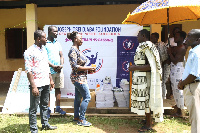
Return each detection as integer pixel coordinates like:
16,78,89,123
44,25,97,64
68,31,95,127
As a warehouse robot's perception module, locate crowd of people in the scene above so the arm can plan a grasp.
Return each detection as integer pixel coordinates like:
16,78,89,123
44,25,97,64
129,28,200,133
24,26,95,133
24,26,200,133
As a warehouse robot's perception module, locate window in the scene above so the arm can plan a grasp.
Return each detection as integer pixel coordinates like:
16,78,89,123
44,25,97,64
5,28,27,59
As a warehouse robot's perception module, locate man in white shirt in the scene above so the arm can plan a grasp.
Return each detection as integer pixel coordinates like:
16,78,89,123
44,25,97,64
178,29,200,133
24,30,57,133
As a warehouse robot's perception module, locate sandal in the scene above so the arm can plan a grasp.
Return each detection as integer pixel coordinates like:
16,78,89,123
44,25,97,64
139,119,146,125
170,113,183,118
72,119,78,122
77,120,92,127
139,119,154,126
138,126,153,132
167,94,174,100
172,105,177,108
73,117,87,122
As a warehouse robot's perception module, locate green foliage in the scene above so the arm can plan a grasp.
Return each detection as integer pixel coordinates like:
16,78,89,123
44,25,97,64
153,116,191,133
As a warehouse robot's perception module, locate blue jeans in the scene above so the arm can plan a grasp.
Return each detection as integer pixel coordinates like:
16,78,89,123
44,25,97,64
73,82,91,120
29,85,50,133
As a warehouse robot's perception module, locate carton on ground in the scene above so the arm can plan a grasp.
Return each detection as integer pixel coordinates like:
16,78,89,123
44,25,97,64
81,89,96,108
88,91,96,108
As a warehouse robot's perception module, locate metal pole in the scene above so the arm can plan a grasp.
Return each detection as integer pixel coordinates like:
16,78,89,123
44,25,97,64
167,8,170,47
129,62,132,108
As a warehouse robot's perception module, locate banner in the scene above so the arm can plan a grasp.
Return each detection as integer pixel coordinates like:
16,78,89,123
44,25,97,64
116,36,139,87
44,25,142,97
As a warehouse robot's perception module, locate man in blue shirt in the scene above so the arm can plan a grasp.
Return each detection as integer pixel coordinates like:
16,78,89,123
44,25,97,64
178,29,200,133
46,26,66,118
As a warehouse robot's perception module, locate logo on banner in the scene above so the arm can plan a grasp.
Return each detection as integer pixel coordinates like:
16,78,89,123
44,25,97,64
82,48,103,73
123,39,134,50
122,61,129,72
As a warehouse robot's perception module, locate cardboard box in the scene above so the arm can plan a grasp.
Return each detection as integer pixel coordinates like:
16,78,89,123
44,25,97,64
88,91,96,108
81,90,96,108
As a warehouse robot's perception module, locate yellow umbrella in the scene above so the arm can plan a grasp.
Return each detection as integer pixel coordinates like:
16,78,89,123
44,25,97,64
125,0,200,109
122,0,200,25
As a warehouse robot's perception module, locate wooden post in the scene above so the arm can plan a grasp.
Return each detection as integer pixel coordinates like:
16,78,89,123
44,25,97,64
129,62,132,108
26,4,38,48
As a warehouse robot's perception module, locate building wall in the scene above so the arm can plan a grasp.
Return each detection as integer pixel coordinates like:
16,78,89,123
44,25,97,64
37,4,140,27
181,20,200,59
0,4,200,72
0,8,26,71
181,20,200,33
0,4,139,72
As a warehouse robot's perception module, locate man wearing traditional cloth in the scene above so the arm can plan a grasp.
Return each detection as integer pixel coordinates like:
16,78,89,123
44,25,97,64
168,31,187,117
129,29,163,132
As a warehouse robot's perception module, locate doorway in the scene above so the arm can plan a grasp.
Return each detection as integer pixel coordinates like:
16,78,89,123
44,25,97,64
161,24,182,43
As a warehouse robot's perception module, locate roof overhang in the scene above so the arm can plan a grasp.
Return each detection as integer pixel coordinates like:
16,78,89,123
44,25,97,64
0,0,146,9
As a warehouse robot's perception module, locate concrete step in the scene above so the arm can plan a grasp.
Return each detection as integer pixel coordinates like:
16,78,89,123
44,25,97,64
0,82,187,116
58,97,188,115
61,107,132,114
3,112,187,119
56,106,178,115
58,98,177,115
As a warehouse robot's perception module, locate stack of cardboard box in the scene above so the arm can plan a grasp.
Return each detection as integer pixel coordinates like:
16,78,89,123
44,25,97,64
96,83,114,108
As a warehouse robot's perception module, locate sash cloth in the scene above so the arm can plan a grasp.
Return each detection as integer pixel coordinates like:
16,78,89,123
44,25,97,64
131,41,164,122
